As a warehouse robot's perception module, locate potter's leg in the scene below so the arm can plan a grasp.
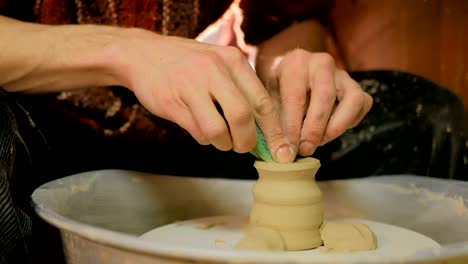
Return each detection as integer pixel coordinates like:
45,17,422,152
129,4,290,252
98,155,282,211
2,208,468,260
314,71,468,180
0,89,64,263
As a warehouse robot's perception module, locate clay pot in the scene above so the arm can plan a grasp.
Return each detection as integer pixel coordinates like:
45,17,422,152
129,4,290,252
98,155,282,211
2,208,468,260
249,157,323,250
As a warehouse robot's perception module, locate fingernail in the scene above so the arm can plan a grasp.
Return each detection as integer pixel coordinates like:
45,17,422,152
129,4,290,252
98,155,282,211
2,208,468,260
299,141,316,156
289,144,298,157
275,145,295,163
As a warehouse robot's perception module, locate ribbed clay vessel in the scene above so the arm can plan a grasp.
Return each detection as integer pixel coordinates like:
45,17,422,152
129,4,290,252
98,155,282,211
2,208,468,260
250,157,323,250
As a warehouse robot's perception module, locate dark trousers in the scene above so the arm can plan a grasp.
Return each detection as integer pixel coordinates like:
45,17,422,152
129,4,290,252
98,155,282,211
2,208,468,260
1,71,467,263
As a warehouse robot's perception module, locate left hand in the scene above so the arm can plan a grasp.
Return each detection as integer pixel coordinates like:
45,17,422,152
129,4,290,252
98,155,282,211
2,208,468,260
262,49,373,157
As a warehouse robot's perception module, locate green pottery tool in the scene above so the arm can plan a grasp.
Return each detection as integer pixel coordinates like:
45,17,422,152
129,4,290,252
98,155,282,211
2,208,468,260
249,124,274,162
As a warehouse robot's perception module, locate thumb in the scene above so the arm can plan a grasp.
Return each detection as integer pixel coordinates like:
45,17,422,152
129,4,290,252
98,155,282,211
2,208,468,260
252,122,296,164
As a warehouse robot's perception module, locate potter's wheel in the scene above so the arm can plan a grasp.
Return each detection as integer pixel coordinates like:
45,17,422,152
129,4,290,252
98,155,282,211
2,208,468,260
31,172,468,263
140,215,440,263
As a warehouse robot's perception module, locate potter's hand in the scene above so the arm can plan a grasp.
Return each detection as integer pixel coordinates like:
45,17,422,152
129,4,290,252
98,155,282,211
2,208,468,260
266,50,373,156
0,18,294,163
120,30,293,162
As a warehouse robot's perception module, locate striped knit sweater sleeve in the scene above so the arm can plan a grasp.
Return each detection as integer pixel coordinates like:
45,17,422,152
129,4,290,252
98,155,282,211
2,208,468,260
0,92,32,263
0,89,51,263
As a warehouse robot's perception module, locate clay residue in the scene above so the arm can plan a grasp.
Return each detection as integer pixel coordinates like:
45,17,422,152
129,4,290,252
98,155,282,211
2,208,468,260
320,221,377,252
195,221,225,230
214,238,228,247
173,220,183,226
235,226,285,251
130,177,143,184
214,238,226,244
382,183,468,217
196,223,217,230
70,175,97,194
237,221,378,252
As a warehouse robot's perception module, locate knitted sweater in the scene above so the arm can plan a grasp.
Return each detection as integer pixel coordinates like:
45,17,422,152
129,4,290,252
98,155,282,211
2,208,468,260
1,0,329,43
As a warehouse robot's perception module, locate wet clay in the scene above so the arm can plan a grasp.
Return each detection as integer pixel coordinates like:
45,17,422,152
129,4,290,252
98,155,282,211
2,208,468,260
236,226,285,251
237,158,323,250
236,157,378,252
320,221,377,251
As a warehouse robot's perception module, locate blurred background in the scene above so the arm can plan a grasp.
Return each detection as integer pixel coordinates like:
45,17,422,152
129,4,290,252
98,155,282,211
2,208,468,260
204,0,467,110
328,0,467,109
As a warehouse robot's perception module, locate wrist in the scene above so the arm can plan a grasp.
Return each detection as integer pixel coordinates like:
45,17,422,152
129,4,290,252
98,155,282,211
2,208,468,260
41,24,124,91
2,21,124,92
94,27,169,93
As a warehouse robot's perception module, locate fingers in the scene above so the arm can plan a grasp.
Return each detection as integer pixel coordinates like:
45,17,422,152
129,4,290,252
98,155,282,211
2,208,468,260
129,35,289,155
172,49,256,153
299,54,337,156
319,71,365,146
277,51,309,151
252,92,294,163
352,91,373,128
210,75,257,153
182,82,233,151
341,70,373,128
153,93,209,145
320,71,373,145
172,108,210,145
217,46,294,163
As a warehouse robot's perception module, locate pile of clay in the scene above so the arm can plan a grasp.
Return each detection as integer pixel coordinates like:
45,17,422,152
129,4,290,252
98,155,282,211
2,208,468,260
236,158,377,252
140,215,439,257
237,220,377,252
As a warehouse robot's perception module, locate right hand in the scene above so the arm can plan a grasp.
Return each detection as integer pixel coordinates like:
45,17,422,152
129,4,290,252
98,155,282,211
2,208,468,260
109,28,295,162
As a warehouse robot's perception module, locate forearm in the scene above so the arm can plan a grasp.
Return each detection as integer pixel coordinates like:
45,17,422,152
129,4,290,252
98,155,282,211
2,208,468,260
0,15,121,93
255,19,327,84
